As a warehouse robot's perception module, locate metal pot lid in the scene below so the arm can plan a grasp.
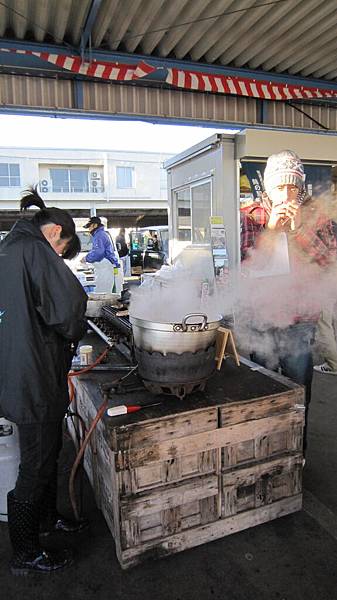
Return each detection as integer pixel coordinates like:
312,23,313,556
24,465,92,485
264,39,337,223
129,313,223,332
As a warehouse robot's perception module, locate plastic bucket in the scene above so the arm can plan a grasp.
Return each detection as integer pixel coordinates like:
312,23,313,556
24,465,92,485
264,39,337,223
0,418,20,522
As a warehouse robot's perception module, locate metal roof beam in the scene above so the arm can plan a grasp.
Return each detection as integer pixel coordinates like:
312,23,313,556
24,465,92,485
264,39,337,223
80,0,103,52
2,39,337,92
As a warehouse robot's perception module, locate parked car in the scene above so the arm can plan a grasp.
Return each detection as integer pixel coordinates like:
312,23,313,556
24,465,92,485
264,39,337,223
129,226,169,274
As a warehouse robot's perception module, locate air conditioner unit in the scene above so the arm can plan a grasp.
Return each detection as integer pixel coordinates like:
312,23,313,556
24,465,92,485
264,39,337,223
91,179,98,187
91,172,101,179
41,186,49,193
41,179,48,186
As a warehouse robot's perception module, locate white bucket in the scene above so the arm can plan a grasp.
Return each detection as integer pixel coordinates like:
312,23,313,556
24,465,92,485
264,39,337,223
0,418,20,522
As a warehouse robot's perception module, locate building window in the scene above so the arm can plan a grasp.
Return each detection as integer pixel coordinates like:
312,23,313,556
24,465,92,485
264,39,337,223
116,166,134,189
0,163,20,187
50,168,89,192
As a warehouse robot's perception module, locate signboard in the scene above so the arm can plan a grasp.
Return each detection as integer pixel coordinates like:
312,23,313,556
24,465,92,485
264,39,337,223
210,216,229,284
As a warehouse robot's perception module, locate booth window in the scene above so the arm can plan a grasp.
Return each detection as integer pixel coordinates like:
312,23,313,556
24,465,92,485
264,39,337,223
175,188,191,241
50,168,89,193
191,181,212,244
0,163,20,187
117,166,134,189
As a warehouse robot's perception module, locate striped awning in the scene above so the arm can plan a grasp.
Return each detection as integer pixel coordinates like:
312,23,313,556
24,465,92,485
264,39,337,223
2,48,337,101
165,67,337,101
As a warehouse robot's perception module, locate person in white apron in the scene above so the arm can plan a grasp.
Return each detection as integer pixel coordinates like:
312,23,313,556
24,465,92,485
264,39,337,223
82,216,120,293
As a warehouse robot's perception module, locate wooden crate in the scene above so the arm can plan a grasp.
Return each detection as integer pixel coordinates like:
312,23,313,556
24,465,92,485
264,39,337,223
70,360,304,569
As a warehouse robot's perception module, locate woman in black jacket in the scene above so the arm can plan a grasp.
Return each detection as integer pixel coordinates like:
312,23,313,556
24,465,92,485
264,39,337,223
0,188,88,575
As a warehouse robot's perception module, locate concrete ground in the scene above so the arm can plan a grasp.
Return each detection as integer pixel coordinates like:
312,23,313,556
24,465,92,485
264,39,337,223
1,367,337,600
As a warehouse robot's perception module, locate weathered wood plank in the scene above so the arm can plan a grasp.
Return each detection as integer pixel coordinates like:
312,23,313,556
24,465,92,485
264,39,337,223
114,408,218,451
222,454,302,485
119,495,302,569
118,449,218,496
220,388,304,426
117,411,304,470
120,475,219,519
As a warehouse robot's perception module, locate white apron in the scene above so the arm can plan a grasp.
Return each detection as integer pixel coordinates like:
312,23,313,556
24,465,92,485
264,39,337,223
93,258,114,293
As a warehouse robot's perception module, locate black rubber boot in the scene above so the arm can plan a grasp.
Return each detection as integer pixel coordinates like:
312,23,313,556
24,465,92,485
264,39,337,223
7,490,73,576
39,478,89,537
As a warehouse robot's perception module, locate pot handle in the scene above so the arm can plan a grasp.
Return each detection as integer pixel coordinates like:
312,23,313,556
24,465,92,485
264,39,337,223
182,313,208,332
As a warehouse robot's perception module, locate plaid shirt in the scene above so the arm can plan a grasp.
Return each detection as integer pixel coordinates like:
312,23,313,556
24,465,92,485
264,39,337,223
293,216,337,267
240,212,263,261
240,205,337,267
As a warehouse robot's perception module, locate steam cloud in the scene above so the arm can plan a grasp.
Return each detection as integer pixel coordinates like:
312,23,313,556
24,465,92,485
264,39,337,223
130,194,337,365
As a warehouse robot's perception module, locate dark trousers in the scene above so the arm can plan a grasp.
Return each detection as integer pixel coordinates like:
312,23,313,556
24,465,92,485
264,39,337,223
250,323,315,453
14,421,63,503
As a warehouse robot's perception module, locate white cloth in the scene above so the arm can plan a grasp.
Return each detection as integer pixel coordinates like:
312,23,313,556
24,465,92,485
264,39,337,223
93,258,114,293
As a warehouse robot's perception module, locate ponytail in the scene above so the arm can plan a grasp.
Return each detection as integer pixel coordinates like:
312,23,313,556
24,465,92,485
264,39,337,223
20,186,80,260
20,186,46,212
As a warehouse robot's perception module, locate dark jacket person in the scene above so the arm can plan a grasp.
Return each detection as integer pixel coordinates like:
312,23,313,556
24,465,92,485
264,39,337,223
0,187,87,575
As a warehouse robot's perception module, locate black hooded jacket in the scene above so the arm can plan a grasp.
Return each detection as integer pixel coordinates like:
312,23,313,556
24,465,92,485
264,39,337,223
0,219,88,424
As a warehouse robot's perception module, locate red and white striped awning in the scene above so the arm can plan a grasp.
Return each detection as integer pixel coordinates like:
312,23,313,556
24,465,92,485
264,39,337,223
2,48,337,101
165,67,337,101
0,48,156,82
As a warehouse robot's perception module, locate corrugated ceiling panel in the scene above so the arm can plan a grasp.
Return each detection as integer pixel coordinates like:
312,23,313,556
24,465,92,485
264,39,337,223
1,0,337,84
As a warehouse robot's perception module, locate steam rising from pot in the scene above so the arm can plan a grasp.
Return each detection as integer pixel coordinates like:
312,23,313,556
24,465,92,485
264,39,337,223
129,245,231,324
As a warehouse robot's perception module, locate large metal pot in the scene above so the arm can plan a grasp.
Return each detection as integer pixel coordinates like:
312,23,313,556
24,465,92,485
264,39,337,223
129,313,222,355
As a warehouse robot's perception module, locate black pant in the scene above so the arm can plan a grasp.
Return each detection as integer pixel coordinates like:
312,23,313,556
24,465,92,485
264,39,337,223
14,421,63,503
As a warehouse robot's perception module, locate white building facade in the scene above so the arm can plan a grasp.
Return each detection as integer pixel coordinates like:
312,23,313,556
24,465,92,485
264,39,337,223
0,146,172,227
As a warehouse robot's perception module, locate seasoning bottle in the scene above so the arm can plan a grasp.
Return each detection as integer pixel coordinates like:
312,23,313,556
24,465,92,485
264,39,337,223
79,345,93,366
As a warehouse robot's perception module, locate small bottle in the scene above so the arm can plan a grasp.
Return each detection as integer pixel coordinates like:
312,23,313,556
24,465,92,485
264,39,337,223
79,345,93,366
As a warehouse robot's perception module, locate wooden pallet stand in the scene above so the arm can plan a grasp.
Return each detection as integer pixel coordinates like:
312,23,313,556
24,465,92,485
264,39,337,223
69,358,304,569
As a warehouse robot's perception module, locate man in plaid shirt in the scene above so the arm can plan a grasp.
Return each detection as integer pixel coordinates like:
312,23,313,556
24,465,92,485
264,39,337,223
239,150,337,454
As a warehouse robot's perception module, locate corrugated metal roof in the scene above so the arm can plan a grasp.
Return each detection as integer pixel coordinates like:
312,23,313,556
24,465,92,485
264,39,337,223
1,0,337,83
3,72,337,132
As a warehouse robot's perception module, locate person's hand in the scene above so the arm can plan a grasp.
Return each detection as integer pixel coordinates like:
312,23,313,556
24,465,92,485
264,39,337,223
284,201,301,230
268,201,300,230
114,263,121,269
80,256,87,264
